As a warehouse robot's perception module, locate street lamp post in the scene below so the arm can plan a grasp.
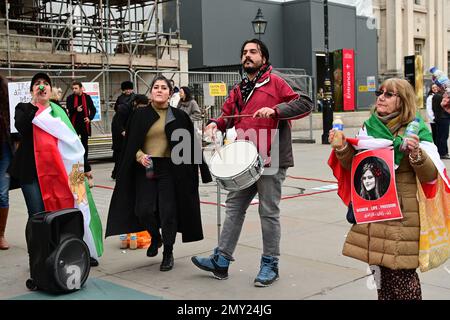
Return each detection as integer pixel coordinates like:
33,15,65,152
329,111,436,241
321,0,334,145
251,8,267,40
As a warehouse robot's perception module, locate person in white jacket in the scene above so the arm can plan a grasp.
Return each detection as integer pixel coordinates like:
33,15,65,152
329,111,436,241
426,83,440,144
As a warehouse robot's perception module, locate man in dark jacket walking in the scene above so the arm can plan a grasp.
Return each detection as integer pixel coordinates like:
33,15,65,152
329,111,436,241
66,81,97,185
432,86,450,159
191,39,313,287
111,80,135,179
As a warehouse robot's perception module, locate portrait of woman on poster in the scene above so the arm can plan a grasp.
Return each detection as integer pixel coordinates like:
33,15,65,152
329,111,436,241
357,160,390,201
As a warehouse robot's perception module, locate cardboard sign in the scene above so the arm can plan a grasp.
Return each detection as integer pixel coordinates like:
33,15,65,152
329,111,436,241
209,83,227,97
8,81,32,133
82,82,101,122
351,148,403,224
359,85,368,92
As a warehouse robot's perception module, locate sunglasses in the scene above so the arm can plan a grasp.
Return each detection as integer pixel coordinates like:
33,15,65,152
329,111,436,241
375,90,399,99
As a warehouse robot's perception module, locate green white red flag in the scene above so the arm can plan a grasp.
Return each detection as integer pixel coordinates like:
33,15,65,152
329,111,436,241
32,102,103,259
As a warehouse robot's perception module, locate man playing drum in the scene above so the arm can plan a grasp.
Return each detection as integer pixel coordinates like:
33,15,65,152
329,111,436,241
191,39,313,287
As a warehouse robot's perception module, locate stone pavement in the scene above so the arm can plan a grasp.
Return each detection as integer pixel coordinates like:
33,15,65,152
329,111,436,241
1,127,450,300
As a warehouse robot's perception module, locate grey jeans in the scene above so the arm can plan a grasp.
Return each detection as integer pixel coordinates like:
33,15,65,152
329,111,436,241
218,168,287,260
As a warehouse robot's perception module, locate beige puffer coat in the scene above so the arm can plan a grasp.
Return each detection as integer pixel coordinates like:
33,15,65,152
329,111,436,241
336,140,438,270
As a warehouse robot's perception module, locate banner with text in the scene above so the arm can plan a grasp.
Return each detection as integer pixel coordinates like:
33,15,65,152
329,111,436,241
8,81,32,133
351,148,403,224
82,82,101,122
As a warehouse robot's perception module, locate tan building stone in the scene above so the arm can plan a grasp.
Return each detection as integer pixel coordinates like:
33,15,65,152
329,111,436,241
373,0,449,80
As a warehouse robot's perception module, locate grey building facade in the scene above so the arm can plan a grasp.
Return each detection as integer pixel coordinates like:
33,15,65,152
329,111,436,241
168,0,378,109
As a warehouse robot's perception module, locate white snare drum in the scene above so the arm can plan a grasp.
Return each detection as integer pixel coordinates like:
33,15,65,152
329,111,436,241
209,140,264,191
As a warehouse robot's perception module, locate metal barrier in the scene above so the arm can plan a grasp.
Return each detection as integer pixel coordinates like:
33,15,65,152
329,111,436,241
272,69,315,143
88,135,113,160
134,70,314,142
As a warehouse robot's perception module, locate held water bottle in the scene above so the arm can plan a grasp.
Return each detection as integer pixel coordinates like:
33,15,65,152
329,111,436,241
430,67,450,88
145,155,155,179
331,116,345,148
401,117,421,152
332,116,344,131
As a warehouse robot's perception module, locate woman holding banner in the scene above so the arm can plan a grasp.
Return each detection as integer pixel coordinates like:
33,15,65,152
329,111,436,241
9,72,103,266
328,78,447,300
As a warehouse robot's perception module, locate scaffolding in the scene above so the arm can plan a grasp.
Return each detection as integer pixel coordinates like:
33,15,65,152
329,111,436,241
0,0,184,134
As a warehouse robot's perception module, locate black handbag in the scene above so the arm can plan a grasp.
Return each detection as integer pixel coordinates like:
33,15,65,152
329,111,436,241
346,202,356,224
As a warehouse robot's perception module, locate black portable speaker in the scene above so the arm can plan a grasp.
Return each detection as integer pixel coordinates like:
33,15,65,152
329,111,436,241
25,209,91,293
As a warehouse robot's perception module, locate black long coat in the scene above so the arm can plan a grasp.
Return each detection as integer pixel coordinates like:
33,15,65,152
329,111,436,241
105,106,212,242
111,93,135,151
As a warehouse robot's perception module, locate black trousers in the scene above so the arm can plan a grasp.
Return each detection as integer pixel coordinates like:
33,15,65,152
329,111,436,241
436,118,449,156
134,158,177,247
80,134,91,172
430,123,438,145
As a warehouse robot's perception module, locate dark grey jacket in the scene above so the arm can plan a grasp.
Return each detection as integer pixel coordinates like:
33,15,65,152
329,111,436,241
177,99,202,122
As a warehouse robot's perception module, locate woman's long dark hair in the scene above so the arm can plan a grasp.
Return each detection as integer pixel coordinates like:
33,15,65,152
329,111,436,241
180,86,192,102
359,163,381,200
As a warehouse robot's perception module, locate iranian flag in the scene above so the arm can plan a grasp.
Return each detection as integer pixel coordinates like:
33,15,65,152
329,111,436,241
32,102,103,259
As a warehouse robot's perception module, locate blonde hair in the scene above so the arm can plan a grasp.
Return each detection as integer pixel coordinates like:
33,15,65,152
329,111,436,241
378,78,416,125
50,87,62,101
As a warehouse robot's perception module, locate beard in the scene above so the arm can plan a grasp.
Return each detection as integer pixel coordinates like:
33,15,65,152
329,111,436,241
242,59,263,75
243,66,259,74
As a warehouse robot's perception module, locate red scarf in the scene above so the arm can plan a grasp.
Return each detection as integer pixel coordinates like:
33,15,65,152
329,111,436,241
71,93,90,135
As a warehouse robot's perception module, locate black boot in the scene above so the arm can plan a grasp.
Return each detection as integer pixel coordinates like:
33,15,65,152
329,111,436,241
90,257,99,267
146,235,162,257
160,246,174,271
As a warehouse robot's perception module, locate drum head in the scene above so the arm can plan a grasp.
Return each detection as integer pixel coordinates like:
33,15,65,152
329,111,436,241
210,140,258,178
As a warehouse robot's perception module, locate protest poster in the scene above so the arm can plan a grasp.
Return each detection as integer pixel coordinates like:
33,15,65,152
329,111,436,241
8,81,32,133
82,82,101,122
351,148,403,224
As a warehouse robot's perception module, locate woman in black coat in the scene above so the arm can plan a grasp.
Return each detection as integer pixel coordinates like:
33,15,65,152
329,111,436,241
106,76,212,271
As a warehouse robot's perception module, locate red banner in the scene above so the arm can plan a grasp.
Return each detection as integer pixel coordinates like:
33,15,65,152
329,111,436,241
342,49,355,111
351,148,403,224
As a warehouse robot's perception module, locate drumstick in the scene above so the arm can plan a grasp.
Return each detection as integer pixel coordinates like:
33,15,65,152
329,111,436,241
220,114,253,119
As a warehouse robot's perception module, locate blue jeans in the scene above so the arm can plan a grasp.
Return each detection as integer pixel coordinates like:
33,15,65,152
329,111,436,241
20,180,45,218
0,142,11,208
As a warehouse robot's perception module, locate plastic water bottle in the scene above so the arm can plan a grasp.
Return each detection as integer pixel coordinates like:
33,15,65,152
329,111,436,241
331,116,345,148
129,233,138,250
401,117,421,151
332,116,344,131
430,67,450,88
145,155,155,179
119,234,128,249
